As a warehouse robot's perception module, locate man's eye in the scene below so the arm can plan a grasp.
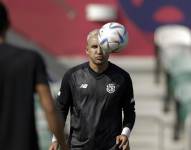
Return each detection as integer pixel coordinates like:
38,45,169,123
91,45,98,48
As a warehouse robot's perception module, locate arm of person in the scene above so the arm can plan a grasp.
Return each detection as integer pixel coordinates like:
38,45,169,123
49,71,72,150
33,53,69,150
116,74,136,150
36,84,69,150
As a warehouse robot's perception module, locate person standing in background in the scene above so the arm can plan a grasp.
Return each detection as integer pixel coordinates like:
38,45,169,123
0,2,68,150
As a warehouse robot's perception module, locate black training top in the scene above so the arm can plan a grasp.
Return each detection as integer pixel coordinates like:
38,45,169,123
56,62,135,150
0,43,48,150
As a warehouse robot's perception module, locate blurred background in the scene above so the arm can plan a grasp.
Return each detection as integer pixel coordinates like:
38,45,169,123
2,0,191,149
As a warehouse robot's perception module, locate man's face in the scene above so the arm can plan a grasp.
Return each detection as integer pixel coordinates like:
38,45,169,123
86,36,109,66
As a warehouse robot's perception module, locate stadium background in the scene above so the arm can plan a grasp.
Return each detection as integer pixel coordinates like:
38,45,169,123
2,0,191,150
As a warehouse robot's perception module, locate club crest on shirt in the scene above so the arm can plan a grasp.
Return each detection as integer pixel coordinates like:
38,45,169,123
106,83,116,94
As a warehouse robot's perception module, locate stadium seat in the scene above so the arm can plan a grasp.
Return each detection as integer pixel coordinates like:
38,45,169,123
168,53,191,140
154,24,191,113
154,24,191,83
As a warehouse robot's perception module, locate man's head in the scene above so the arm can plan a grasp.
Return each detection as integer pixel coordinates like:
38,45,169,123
0,2,10,37
86,29,110,66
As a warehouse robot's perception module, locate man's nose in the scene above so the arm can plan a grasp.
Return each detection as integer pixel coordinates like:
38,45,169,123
97,46,103,54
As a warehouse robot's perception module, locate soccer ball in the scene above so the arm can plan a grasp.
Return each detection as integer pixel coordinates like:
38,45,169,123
98,22,128,53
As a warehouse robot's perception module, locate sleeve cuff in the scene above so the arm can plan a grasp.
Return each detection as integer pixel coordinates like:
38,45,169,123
52,135,57,143
121,127,131,138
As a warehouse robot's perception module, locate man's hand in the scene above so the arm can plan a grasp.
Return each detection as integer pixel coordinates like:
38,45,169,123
116,135,130,150
49,141,69,150
49,141,59,150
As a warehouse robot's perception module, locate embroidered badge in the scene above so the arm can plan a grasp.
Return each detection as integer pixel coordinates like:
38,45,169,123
106,83,116,93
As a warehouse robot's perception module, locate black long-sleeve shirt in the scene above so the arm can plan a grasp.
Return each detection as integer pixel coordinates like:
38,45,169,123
0,43,48,150
56,62,135,150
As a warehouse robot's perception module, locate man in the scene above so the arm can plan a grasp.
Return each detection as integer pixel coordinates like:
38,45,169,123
49,29,136,150
0,2,68,150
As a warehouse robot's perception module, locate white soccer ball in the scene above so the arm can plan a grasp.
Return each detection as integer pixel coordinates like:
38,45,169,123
98,22,128,53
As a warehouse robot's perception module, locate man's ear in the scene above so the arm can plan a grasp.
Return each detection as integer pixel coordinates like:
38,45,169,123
86,46,89,55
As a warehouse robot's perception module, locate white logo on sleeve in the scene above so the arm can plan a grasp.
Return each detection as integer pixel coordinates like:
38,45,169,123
80,84,88,88
106,83,116,93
